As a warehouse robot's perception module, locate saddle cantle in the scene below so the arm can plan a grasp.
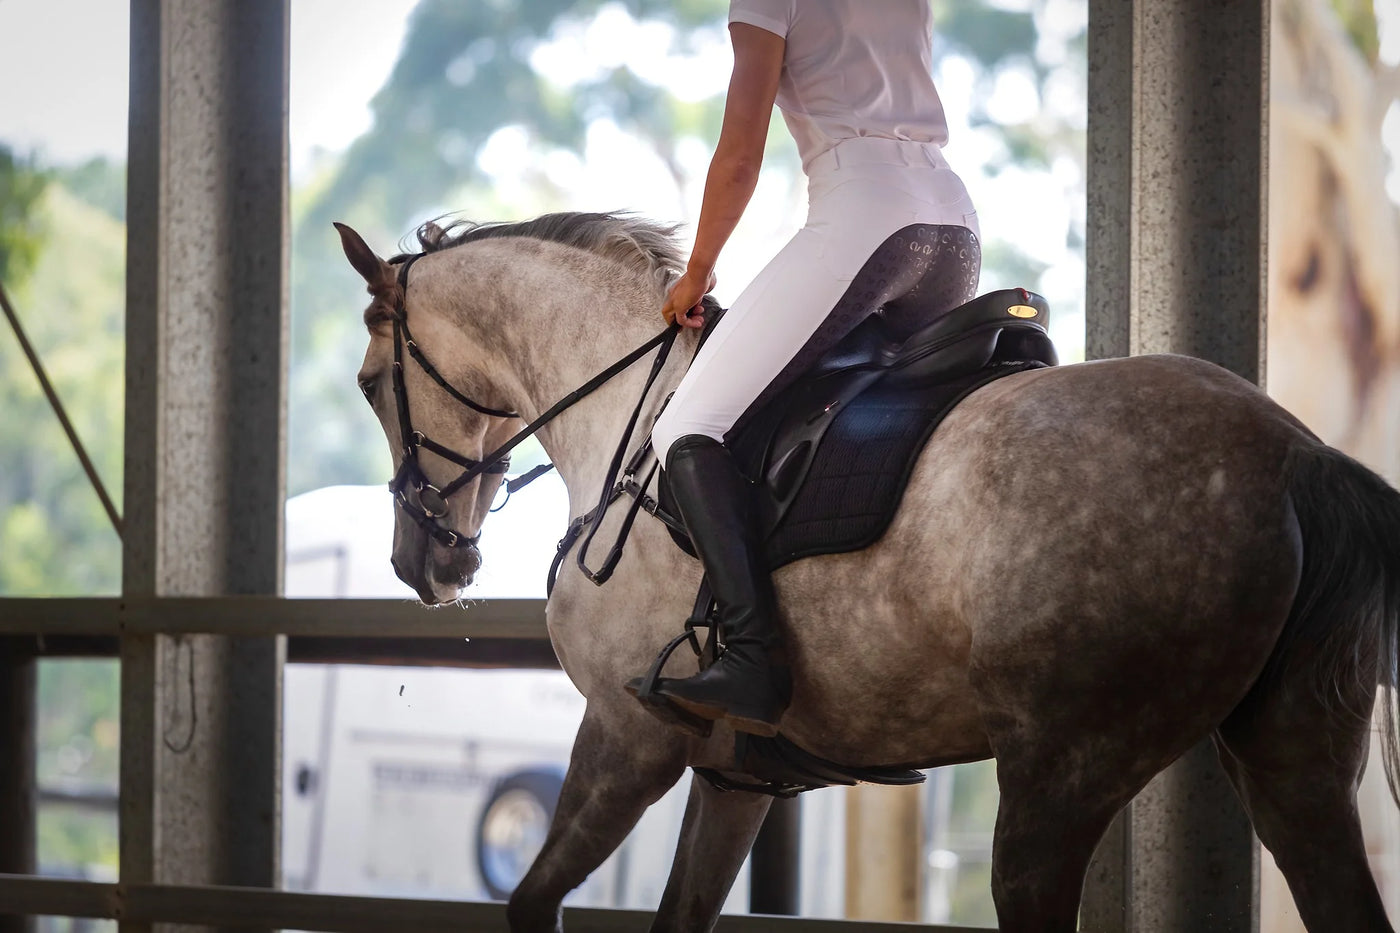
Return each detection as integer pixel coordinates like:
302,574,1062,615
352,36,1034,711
630,225,1058,795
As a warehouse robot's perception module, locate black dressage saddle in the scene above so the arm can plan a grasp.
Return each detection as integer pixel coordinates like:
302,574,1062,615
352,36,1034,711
635,223,1059,795
661,223,1057,570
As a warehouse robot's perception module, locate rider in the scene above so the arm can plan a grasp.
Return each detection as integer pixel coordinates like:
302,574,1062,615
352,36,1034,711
635,0,981,737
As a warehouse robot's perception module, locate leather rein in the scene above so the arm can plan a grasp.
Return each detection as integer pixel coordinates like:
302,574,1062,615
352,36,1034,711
384,252,681,561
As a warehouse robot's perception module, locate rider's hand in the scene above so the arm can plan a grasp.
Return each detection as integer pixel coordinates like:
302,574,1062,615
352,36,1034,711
661,267,717,329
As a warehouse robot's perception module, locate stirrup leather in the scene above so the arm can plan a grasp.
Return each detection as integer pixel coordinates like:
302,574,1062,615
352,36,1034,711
628,579,721,737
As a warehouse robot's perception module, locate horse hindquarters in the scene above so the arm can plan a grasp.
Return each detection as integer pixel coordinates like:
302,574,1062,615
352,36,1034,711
1216,442,1400,932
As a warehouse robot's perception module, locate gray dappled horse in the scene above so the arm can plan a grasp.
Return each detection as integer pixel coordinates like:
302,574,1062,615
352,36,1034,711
337,212,1400,932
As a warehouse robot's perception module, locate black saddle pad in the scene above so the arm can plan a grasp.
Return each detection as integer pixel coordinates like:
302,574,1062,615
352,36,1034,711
755,359,1044,568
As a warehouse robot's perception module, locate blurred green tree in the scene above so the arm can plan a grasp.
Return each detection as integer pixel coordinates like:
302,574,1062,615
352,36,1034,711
0,146,50,284
0,146,125,880
0,152,125,596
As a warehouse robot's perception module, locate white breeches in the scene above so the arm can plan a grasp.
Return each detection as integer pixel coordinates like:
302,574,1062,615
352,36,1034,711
651,137,980,464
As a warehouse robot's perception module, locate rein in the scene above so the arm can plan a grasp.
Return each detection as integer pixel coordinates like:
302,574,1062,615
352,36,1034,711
386,252,680,554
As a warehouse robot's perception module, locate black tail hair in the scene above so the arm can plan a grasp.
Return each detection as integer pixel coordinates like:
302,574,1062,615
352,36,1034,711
1277,442,1400,804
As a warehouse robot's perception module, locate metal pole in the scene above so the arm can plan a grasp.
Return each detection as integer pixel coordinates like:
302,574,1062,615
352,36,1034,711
0,284,122,538
0,638,37,933
750,796,800,915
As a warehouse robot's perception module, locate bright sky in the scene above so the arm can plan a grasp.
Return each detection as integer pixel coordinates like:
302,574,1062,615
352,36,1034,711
0,0,419,173
0,0,130,163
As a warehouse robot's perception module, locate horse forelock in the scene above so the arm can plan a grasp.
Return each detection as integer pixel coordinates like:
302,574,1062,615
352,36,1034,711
395,211,685,298
361,280,403,328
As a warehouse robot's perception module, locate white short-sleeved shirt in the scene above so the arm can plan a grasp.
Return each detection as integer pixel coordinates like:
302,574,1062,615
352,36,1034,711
728,0,950,172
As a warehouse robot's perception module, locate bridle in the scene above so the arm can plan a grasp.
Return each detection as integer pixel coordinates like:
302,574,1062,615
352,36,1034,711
383,252,679,553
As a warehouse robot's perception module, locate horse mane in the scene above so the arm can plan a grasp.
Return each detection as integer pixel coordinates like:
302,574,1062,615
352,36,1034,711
397,211,686,293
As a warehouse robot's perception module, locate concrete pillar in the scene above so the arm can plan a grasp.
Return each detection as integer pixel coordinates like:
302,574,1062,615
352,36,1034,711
0,639,36,933
1082,1,1268,930
121,2,289,931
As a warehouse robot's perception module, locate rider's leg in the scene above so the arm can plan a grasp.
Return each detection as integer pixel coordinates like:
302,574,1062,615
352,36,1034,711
635,222,847,736
649,433,792,735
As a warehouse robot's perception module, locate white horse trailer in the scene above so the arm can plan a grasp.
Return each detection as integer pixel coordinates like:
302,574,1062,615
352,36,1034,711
282,479,850,914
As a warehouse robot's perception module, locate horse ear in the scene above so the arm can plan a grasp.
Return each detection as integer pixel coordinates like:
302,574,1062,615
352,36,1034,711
334,222,392,287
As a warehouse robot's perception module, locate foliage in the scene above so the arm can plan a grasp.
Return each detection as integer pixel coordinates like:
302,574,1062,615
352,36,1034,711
934,2,1038,76
57,156,126,223
36,659,121,790
0,146,50,284
37,807,119,879
0,173,125,596
35,659,120,877
1330,0,1382,62
945,759,1001,925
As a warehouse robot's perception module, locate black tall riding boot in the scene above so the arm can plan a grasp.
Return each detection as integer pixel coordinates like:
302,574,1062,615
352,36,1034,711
634,434,791,737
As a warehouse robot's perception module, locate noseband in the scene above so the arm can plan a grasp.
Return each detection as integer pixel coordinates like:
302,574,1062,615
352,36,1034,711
384,252,677,551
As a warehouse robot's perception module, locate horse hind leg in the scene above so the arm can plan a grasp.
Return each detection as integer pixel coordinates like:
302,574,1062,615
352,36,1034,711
1214,440,1400,930
1216,676,1394,932
650,777,773,932
507,704,687,932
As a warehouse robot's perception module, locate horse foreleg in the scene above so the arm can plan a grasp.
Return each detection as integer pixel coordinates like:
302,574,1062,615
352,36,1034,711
650,778,772,932
507,703,688,933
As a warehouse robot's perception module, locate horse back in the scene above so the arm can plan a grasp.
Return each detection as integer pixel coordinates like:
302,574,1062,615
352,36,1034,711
773,353,1308,764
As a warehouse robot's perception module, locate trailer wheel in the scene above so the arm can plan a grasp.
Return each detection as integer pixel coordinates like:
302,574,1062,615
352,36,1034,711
475,770,563,900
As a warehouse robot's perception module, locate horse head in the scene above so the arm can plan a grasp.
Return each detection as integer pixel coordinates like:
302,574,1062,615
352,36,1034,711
336,221,519,604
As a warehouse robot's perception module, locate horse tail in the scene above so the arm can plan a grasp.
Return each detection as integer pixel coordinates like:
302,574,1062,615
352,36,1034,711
1279,441,1400,804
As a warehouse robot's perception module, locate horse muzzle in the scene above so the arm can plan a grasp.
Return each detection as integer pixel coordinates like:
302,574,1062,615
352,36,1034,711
392,522,483,605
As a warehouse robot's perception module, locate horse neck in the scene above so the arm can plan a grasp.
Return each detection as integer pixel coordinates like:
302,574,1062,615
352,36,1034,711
450,245,693,507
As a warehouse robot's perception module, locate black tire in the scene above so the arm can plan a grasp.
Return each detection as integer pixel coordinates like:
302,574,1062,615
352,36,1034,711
475,769,564,900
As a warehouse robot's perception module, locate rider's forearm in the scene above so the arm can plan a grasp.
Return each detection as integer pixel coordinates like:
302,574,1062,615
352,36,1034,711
688,150,762,276
686,22,782,281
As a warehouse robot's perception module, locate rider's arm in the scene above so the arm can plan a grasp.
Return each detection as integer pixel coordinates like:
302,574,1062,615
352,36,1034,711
662,22,785,326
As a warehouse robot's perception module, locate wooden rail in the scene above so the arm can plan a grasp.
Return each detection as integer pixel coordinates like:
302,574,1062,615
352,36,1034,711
0,597,548,639
0,875,983,932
